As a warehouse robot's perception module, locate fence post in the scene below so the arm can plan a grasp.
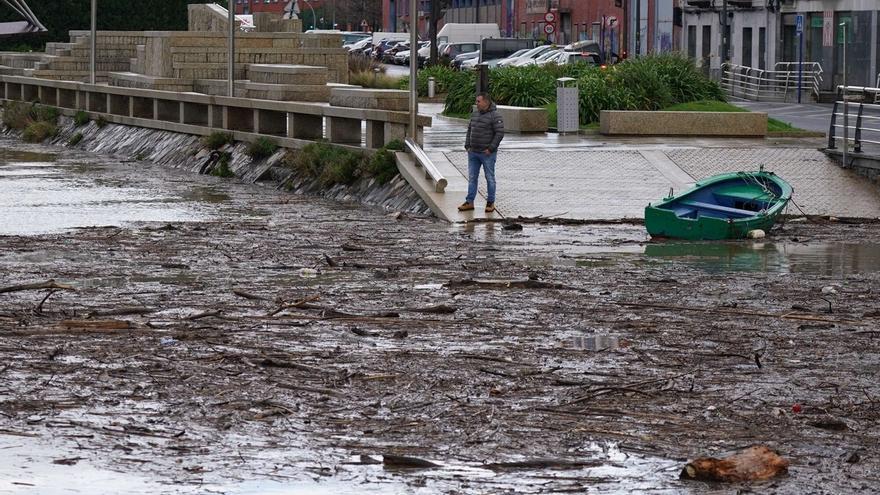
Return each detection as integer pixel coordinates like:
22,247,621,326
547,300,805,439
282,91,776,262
853,102,864,153
827,100,838,149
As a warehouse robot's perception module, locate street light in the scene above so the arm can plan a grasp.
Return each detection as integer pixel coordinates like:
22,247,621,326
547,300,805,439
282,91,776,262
408,0,417,140
228,0,235,96
840,21,847,167
90,0,96,84
300,0,317,29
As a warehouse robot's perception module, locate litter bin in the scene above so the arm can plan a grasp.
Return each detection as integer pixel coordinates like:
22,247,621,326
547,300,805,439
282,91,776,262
556,77,579,134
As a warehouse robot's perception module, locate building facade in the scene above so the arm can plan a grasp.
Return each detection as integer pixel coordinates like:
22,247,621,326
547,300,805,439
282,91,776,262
681,0,878,90
382,0,678,58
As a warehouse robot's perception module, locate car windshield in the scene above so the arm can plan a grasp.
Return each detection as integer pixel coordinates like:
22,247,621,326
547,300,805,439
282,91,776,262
507,48,529,59
536,49,560,61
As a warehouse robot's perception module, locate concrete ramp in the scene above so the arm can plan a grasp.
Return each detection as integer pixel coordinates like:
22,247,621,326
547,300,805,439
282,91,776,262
396,149,501,222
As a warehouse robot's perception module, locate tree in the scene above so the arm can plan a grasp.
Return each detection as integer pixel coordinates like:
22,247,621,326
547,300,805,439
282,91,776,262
428,0,449,66
0,0,226,52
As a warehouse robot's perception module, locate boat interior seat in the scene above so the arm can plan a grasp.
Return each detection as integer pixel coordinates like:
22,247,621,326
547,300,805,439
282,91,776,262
679,199,757,217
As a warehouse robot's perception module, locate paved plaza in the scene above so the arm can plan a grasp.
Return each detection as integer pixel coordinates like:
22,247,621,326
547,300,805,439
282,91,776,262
420,104,880,221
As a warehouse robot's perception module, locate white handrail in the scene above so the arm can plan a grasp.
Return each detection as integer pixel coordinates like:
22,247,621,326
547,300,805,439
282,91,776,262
405,137,447,193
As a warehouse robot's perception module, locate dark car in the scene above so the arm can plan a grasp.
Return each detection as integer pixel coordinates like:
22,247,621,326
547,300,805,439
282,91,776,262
382,41,410,64
440,42,481,65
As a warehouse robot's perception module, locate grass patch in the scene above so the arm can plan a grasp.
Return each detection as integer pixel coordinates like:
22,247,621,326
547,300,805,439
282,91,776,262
22,121,58,142
663,100,809,134
74,110,90,127
211,152,235,178
96,115,108,128
441,110,471,120
364,139,405,185
662,100,747,112
246,137,278,161
68,132,83,146
201,131,233,150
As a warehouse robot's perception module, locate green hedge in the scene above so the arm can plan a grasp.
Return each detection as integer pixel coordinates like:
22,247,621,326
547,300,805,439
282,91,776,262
443,54,724,125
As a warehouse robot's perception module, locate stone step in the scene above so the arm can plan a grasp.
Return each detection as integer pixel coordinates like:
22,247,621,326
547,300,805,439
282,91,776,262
329,87,409,111
247,64,328,85
242,81,330,102
108,72,194,92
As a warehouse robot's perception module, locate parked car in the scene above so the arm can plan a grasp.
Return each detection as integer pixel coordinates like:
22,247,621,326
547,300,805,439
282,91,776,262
382,41,410,64
502,45,556,67
527,49,564,66
452,50,480,70
553,51,602,66
495,48,532,67
344,37,372,53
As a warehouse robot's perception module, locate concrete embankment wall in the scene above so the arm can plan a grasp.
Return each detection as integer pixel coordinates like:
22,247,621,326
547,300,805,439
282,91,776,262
37,116,433,217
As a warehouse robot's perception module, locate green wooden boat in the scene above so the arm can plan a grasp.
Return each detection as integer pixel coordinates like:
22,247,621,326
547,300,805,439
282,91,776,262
644,170,793,240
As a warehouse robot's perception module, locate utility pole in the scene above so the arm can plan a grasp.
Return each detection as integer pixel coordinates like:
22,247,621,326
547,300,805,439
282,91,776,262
475,0,480,23
228,0,235,97
90,0,96,84
721,0,728,63
409,0,418,140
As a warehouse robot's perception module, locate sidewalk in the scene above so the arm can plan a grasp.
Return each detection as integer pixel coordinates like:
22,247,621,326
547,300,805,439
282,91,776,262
418,104,880,221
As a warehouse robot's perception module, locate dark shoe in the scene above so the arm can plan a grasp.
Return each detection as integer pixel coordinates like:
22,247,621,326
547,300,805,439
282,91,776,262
485,202,496,213
457,202,474,211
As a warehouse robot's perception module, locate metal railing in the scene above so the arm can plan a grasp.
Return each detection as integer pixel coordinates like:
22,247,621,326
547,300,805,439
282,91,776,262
721,62,823,102
827,85,880,158
405,137,447,193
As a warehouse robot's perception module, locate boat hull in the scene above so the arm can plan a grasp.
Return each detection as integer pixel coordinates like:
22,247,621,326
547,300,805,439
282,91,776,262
644,171,792,241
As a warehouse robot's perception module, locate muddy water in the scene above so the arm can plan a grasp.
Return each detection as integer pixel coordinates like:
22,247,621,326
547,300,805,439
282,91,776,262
475,223,880,277
0,149,210,235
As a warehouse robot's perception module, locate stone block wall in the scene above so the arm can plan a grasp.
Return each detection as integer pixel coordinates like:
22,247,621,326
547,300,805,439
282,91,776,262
188,3,241,32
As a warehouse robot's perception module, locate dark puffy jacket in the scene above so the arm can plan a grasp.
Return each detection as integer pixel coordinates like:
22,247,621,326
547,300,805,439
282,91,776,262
465,103,504,153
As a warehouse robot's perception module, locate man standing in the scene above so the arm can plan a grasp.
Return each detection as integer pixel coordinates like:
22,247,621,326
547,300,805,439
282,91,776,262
459,92,504,213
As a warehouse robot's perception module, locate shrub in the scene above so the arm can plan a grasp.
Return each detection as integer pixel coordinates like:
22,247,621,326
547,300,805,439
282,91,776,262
349,53,385,74
2,101,32,129
201,131,233,150
74,110,90,127
400,65,458,96
68,132,83,146
246,137,278,160
211,152,235,178
349,70,403,89
489,65,556,108
364,147,398,184
289,142,366,187
385,139,405,151
22,121,58,142
2,102,58,130
442,70,478,116
96,115,108,128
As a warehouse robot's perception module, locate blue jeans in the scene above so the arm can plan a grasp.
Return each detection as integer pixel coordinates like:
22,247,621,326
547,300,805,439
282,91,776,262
466,151,497,204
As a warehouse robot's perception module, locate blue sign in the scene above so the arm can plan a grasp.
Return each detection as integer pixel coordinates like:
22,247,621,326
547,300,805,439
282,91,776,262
796,14,804,34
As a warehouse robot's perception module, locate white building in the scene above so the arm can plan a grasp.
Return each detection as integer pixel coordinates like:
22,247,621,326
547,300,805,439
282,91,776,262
681,0,878,93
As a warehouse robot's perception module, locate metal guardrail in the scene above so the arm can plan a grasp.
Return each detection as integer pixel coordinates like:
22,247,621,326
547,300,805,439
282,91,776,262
405,137,447,193
827,85,880,156
721,62,822,102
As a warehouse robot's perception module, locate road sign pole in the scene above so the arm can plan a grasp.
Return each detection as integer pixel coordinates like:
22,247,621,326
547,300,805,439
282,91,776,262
796,14,803,104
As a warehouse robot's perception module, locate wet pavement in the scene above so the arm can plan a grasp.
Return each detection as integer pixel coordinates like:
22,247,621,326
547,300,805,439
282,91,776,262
420,104,880,220
2,137,880,494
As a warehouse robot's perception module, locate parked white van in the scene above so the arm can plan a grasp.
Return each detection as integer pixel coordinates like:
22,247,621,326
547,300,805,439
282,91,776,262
437,23,500,45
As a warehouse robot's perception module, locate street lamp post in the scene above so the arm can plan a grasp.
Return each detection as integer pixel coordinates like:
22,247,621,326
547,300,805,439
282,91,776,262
301,0,317,29
228,0,235,97
90,0,96,84
409,0,418,140
840,21,847,167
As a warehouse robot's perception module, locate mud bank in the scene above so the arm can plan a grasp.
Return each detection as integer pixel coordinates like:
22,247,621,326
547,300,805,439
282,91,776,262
19,114,433,217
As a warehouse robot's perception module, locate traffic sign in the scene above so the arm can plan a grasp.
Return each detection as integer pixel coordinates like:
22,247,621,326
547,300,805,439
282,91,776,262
544,11,556,24
543,23,555,35
605,16,617,28
795,14,804,34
